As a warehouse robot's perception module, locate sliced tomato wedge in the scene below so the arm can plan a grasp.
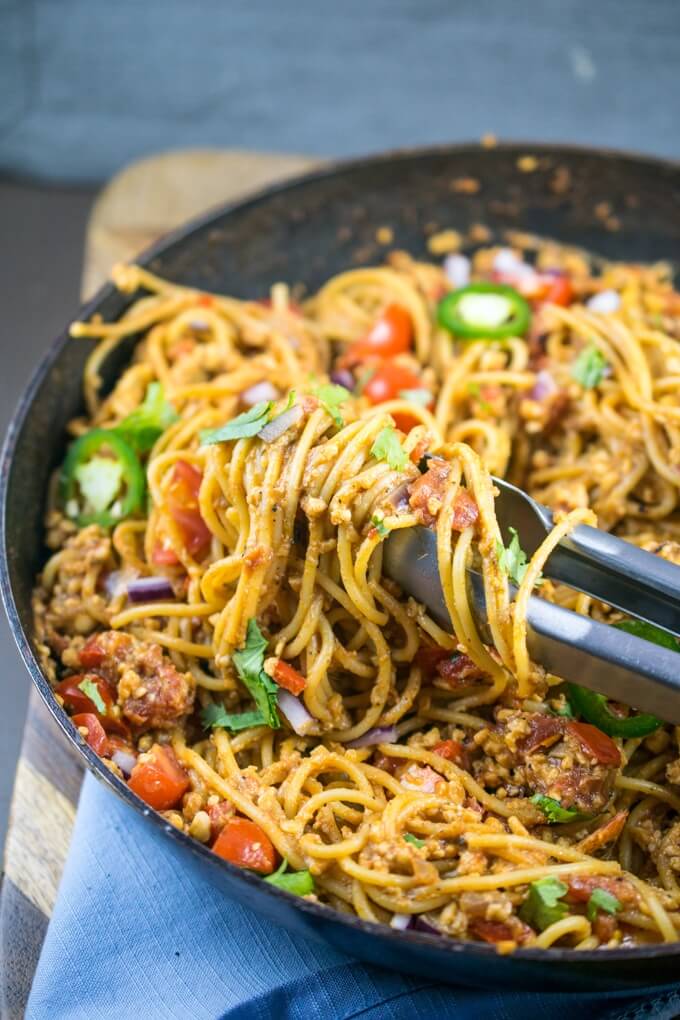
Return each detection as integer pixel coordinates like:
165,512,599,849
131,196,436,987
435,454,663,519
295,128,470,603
363,362,424,405
567,721,621,766
128,744,190,810
165,460,211,560
272,659,306,695
212,817,277,874
341,304,413,366
72,713,109,756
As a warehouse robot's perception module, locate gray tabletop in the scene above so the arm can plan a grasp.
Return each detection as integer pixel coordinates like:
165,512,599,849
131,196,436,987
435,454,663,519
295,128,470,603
0,0,679,848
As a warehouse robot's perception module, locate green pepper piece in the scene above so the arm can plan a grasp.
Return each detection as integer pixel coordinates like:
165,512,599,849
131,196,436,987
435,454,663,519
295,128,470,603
61,428,145,528
567,684,662,738
437,282,531,340
567,618,680,737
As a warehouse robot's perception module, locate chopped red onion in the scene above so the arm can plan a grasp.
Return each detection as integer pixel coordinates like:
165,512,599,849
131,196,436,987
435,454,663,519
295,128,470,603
127,575,175,603
105,568,138,599
443,253,470,289
258,404,303,443
387,480,411,511
189,319,210,332
278,690,316,736
529,369,558,402
111,748,137,777
390,913,413,931
346,725,397,749
587,289,621,314
413,916,443,936
241,381,280,406
492,249,532,277
330,368,355,391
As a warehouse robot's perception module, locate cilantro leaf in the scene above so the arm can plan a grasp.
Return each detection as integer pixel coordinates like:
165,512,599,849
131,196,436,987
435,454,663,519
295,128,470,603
586,888,621,922
116,382,179,453
264,859,314,896
467,382,492,413
74,457,124,515
201,702,266,732
232,619,280,728
78,678,107,715
313,383,351,427
496,527,530,586
614,619,680,652
403,833,425,848
371,426,408,471
531,794,584,824
200,401,273,445
371,515,389,538
571,344,608,389
285,389,296,410
519,876,569,931
398,388,432,408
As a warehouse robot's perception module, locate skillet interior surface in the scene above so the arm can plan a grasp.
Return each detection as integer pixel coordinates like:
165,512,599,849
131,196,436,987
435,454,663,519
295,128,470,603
3,143,680,991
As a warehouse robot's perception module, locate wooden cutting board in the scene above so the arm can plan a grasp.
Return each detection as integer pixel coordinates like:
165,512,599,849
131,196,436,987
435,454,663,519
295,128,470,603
0,148,323,1019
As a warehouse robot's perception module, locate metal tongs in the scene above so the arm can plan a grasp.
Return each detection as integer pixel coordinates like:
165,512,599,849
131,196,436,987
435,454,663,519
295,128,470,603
384,477,680,722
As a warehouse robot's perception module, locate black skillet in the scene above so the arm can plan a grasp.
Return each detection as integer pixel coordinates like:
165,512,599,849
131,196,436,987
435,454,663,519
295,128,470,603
2,144,680,992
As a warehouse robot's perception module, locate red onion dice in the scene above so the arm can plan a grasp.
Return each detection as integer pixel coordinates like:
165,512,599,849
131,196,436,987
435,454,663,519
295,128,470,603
241,381,280,407
278,690,316,736
127,576,175,603
443,253,470,289
346,725,397,748
390,913,413,931
330,368,355,391
413,915,443,936
257,404,303,443
587,290,621,314
529,369,558,402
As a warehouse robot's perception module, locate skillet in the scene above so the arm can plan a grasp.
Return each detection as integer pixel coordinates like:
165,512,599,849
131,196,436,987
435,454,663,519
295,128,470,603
2,143,680,991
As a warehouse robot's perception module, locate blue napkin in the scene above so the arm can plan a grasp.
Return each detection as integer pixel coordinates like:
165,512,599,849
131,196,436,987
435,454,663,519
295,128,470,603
26,774,680,1020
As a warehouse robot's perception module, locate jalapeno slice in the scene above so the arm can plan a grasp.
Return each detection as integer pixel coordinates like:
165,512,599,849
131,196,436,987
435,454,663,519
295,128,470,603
60,429,145,528
437,282,531,339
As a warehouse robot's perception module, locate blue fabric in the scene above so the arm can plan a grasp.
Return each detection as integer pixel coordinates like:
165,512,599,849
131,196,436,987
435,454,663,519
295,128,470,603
1,1,679,184
26,774,680,1020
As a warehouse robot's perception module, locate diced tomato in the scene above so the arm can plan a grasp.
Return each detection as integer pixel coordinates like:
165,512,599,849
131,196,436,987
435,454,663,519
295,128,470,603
363,362,424,405
272,659,306,695
72,713,109,756
152,541,181,566
432,739,465,765
541,274,573,307
415,645,452,677
197,294,214,307
128,744,190,811
567,721,621,766
341,304,413,365
212,817,277,874
56,674,114,716
391,411,422,434
79,636,105,670
166,460,212,560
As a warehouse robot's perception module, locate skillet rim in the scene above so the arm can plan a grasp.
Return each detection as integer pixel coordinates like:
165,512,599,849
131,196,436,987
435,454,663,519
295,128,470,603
2,139,680,968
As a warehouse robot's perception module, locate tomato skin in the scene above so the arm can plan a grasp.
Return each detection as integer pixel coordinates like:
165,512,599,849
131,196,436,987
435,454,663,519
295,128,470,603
342,304,413,365
567,721,621,766
72,713,109,756
391,411,422,434
363,362,423,405
165,460,211,560
128,744,190,810
212,817,277,874
272,659,306,695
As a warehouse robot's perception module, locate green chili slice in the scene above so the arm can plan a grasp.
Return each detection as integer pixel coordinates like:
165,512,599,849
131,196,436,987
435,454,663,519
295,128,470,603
61,428,145,528
437,283,531,339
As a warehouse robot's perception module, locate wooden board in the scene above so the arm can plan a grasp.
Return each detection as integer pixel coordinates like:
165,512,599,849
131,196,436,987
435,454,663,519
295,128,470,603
0,148,323,1019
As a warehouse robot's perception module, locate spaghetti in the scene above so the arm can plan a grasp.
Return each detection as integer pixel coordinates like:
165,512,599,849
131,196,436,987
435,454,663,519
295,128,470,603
32,240,680,951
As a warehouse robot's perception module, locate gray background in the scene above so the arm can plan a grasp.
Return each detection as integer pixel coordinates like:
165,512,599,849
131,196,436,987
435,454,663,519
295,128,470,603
0,0,679,847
